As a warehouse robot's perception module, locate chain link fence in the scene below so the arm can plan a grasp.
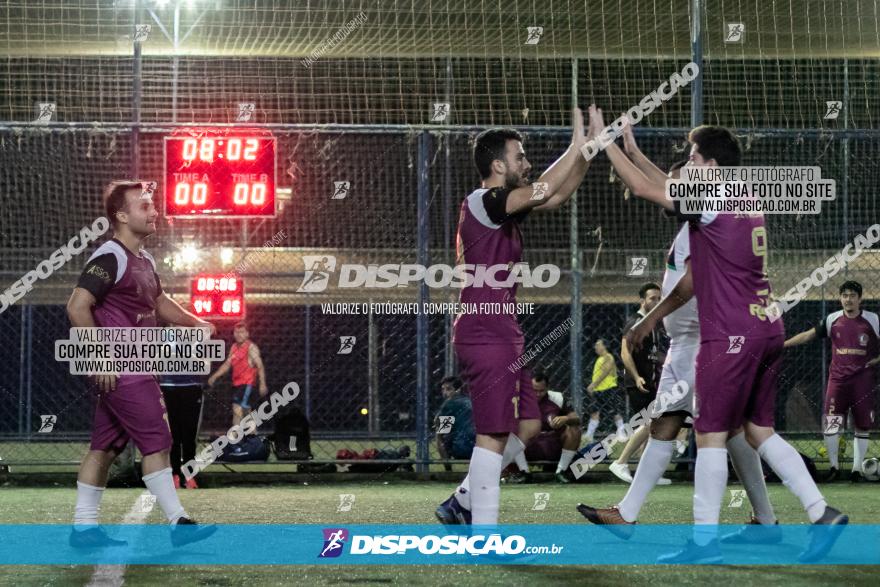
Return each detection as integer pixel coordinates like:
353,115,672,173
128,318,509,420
2,0,880,471
2,126,878,470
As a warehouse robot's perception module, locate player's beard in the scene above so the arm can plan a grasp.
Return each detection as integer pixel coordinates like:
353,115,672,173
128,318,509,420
504,170,527,190
134,220,157,238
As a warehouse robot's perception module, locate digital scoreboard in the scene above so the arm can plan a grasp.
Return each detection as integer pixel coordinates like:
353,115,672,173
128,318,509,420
164,129,277,218
190,274,245,320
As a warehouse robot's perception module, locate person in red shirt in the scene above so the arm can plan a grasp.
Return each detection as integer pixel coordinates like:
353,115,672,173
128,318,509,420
207,322,268,426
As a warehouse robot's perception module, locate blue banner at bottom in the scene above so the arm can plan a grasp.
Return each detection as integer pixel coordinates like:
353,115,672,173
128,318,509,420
0,524,877,565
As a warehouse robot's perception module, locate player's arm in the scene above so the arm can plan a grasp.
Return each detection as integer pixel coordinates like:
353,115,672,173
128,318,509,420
620,118,669,185
786,315,829,349
627,261,693,351
588,106,670,208
620,334,648,392
68,254,118,392
502,107,592,215
783,328,818,348
207,355,232,387
249,343,269,396
531,146,592,212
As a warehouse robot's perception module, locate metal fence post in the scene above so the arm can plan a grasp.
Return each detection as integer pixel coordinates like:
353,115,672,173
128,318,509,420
569,58,583,414
690,0,704,127
304,304,312,420
416,131,432,471
24,305,33,440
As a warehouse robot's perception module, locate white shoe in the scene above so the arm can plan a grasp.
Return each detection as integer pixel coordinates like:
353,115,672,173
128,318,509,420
656,477,672,486
609,462,634,483
616,429,628,443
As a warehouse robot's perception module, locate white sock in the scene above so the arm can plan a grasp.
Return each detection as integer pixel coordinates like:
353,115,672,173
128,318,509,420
586,418,599,439
727,433,776,525
693,447,728,545
456,434,525,509
142,467,187,524
617,438,674,523
73,481,104,527
615,416,625,434
556,449,577,474
468,447,503,525
514,451,529,473
853,434,869,472
824,433,840,469
757,434,826,523
501,433,526,469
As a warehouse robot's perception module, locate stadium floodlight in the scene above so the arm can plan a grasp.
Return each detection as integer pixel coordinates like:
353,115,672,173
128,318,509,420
169,242,202,271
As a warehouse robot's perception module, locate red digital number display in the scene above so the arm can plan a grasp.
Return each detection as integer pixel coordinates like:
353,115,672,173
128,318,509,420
165,129,276,217
190,274,245,319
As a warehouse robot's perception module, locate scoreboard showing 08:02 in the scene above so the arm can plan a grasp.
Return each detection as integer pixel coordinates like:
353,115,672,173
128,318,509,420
164,129,277,217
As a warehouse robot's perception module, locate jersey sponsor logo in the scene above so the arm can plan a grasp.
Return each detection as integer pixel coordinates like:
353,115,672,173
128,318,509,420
86,263,112,282
835,348,867,356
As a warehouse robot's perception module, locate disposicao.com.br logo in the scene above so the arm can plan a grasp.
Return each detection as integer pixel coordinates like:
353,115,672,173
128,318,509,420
318,528,563,557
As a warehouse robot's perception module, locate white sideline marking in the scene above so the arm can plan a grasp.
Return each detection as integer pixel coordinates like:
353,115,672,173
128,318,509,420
86,491,153,587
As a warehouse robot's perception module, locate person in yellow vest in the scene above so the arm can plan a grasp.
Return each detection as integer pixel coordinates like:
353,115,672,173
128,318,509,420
586,339,625,442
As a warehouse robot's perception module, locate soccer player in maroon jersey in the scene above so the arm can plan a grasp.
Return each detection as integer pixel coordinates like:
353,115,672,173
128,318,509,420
589,107,846,562
577,143,779,546
784,280,879,482
67,180,217,547
435,107,596,526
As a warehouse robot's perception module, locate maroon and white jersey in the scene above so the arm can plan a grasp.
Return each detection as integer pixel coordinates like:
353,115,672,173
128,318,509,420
78,238,162,329
452,187,529,344
675,205,784,342
816,309,880,381
538,390,572,432
77,238,163,386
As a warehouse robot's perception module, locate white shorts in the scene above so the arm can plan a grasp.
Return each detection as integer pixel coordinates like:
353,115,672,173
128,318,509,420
651,332,699,419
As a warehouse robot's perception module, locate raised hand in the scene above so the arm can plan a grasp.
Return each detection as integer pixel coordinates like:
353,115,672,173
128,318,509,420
621,113,637,154
587,104,605,140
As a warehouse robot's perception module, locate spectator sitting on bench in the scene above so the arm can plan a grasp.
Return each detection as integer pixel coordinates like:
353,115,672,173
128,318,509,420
434,376,475,470
509,370,581,484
